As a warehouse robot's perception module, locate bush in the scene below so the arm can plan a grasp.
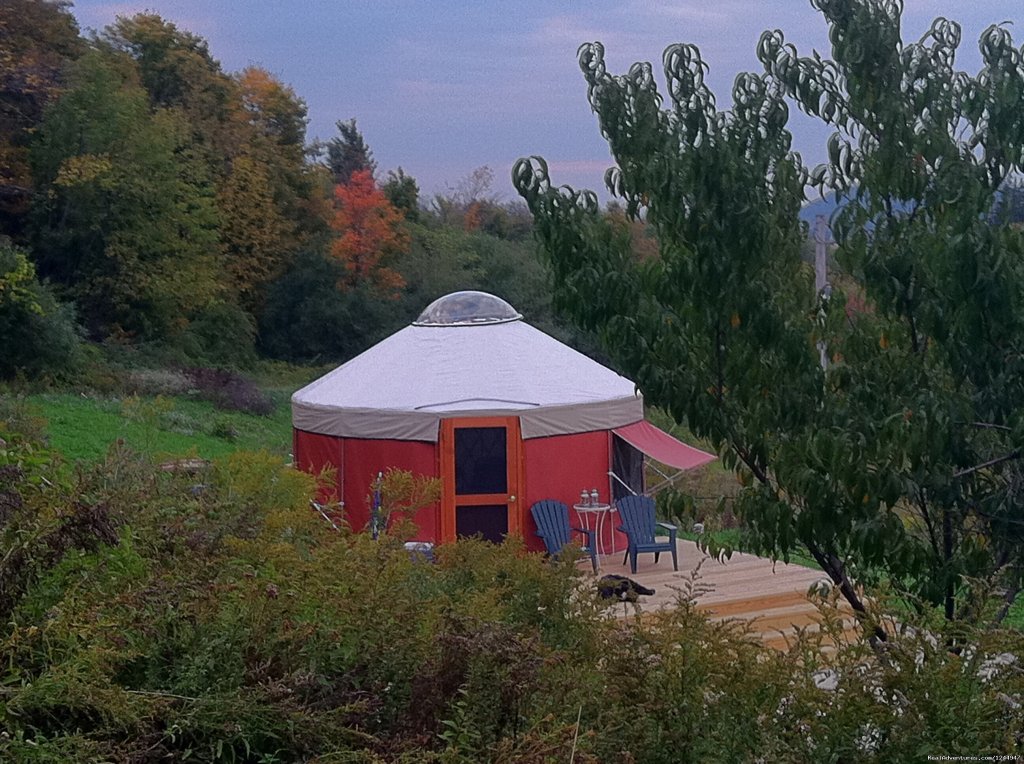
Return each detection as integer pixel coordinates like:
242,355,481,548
1,423,1021,761
209,415,238,441
177,301,258,368
0,242,83,380
123,368,194,397
0,396,49,443
182,366,274,416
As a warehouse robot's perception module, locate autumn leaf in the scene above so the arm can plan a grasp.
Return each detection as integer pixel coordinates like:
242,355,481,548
330,169,409,298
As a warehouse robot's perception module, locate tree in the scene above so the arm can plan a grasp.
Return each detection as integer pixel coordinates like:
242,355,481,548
235,65,329,249
99,20,332,328
326,118,376,186
31,51,220,339
429,165,531,239
0,239,81,378
99,13,239,162
237,66,308,149
382,167,420,221
259,250,395,362
514,0,1024,631
0,0,82,238
216,153,290,314
331,169,408,296
432,165,497,228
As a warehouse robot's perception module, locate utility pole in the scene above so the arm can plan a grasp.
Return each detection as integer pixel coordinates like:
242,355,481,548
814,214,832,370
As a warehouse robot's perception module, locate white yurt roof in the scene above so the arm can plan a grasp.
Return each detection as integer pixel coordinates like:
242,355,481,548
292,291,644,442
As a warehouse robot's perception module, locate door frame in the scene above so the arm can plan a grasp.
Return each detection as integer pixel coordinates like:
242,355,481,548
439,416,524,542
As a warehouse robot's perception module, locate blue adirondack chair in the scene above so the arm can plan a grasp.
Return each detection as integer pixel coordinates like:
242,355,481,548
530,500,599,573
616,495,678,574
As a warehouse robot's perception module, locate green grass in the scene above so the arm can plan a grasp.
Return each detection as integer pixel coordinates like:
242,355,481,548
1005,597,1024,628
678,527,823,571
23,391,294,463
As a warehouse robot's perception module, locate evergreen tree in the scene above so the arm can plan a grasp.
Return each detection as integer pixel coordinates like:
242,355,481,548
326,118,376,186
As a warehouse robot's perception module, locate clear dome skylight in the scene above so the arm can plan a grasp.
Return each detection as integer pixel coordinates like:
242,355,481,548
413,291,522,326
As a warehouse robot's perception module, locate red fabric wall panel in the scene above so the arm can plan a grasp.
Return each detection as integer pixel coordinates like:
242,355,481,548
297,429,622,554
522,430,621,553
342,438,440,541
293,429,344,501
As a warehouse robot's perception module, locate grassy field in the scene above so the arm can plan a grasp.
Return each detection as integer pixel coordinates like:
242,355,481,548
23,391,294,463
1,362,324,464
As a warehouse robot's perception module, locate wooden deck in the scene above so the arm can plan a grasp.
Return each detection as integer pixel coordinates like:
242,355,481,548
594,539,859,648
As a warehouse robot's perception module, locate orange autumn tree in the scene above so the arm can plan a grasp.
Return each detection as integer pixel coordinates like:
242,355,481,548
330,169,408,296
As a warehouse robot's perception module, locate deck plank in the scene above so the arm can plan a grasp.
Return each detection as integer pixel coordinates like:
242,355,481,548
594,539,861,647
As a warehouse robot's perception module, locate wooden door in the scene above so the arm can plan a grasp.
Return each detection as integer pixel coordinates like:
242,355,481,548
440,417,523,543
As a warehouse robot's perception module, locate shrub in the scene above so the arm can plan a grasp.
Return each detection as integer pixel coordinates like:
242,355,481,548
177,301,258,368
0,396,49,443
123,368,194,397
209,415,238,442
1,424,1021,761
0,242,83,381
182,366,274,416
160,409,201,437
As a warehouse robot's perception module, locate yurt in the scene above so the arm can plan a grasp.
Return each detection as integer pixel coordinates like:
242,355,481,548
292,291,714,551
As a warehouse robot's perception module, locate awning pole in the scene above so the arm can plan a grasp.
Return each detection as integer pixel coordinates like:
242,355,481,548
647,462,673,482
645,470,685,496
607,470,638,496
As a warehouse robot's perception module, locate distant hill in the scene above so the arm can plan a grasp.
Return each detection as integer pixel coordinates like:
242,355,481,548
799,184,1024,227
800,192,840,224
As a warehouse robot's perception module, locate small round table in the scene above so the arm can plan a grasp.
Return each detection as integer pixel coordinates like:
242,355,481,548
573,503,618,560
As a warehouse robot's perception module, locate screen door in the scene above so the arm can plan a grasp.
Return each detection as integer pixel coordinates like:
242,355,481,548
440,417,521,543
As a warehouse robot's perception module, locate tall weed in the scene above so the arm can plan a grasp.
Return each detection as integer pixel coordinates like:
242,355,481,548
1,430,1021,762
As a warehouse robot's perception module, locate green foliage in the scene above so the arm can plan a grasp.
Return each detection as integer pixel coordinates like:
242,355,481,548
326,118,377,186
514,1,1024,630
0,242,82,380
383,167,421,221
395,222,604,361
30,50,220,340
176,302,258,368
5,6,584,375
259,250,397,362
370,467,441,534
0,431,1021,760
5,11,332,365
0,0,83,239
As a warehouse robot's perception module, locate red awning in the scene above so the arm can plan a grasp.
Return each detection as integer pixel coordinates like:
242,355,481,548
612,420,716,471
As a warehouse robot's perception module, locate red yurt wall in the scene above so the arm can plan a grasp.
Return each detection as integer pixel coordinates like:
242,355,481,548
293,429,344,501
522,429,623,553
297,425,630,552
342,437,439,540
294,430,440,540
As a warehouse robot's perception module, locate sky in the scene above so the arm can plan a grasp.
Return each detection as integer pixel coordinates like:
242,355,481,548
69,1,1023,201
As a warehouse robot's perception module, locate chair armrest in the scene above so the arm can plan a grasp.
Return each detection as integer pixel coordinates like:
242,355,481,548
657,521,678,541
572,526,597,544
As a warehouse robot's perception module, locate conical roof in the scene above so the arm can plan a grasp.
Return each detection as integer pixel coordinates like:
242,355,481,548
292,291,643,442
